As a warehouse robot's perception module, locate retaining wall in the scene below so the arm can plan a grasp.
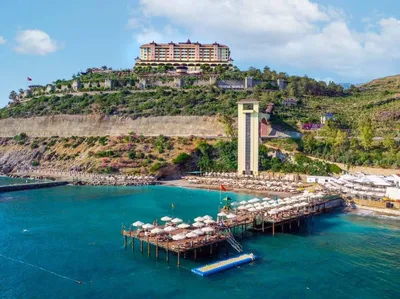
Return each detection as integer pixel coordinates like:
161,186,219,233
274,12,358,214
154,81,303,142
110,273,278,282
0,115,227,137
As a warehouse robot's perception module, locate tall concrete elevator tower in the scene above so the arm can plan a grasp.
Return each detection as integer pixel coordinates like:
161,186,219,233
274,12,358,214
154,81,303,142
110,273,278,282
237,99,260,175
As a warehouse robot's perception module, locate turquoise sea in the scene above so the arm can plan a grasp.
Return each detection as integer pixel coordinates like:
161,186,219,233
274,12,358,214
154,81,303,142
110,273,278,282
0,183,399,299
0,176,36,186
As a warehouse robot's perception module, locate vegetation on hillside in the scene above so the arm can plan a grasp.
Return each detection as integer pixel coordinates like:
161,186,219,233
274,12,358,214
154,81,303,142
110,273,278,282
1,133,342,176
266,120,400,169
2,66,399,170
3,66,399,135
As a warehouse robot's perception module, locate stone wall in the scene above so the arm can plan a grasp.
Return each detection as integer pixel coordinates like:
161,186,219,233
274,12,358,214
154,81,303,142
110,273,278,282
0,115,227,137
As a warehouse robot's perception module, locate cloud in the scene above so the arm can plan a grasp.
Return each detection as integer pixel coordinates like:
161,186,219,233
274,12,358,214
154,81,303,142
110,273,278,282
14,30,61,55
130,0,400,80
135,25,184,44
0,36,6,45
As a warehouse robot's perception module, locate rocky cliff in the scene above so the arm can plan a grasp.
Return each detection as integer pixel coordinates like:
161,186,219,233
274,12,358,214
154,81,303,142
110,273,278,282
0,135,202,176
0,115,226,138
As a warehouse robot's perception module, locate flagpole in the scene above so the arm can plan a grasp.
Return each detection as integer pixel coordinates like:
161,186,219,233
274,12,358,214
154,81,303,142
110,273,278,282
219,188,221,213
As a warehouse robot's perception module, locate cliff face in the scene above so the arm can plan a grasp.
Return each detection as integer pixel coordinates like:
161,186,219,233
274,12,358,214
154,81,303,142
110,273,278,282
0,115,226,138
0,135,203,176
0,141,46,174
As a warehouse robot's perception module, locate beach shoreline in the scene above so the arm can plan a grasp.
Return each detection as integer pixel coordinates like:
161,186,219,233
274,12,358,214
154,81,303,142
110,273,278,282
346,204,400,218
159,179,294,198
3,171,399,220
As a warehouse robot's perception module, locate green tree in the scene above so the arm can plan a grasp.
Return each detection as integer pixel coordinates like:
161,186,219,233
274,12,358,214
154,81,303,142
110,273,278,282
219,114,237,140
383,135,396,150
173,153,191,165
359,118,374,150
334,130,348,152
9,90,18,102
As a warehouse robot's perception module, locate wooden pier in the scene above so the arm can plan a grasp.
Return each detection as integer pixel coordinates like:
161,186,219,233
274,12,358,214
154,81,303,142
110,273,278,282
122,195,343,267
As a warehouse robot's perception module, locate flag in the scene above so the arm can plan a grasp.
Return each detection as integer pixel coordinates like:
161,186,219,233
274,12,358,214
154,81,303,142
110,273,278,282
220,185,227,192
171,203,175,209
27,77,32,81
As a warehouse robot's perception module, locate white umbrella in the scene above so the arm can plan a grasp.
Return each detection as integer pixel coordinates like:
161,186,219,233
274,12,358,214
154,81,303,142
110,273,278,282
201,227,215,233
186,232,198,238
226,214,236,219
248,208,257,212
245,204,254,209
239,201,247,205
193,229,205,235
231,202,239,206
172,234,186,241
237,206,246,210
262,197,271,201
341,174,357,181
192,229,205,236
177,223,191,229
164,226,177,232
204,219,216,224
203,215,213,220
194,217,204,222
355,177,372,184
132,221,144,227
192,222,205,228
248,198,260,203
160,216,172,222
217,212,227,217
171,218,183,224
150,228,164,234
142,223,155,230
268,209,278,215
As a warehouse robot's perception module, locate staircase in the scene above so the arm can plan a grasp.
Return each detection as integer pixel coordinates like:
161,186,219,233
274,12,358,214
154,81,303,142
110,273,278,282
225,229,243,253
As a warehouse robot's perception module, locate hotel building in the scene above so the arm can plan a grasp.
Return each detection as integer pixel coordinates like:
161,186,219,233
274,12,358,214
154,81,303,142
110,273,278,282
135,40,233,71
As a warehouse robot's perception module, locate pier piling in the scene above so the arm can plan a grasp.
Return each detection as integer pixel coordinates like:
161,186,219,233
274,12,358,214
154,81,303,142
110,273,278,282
147,236,151,257
156,239,159,260
166,240,169,263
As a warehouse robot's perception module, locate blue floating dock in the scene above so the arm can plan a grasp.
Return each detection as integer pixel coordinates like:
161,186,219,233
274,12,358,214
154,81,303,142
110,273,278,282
191,253,256,277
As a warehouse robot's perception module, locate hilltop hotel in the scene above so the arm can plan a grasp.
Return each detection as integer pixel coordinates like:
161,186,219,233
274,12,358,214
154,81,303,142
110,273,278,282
135,40,233,71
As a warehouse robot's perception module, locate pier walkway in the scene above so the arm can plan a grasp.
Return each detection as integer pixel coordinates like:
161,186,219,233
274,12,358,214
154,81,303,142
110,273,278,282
122,194,344,268
0,181,69,193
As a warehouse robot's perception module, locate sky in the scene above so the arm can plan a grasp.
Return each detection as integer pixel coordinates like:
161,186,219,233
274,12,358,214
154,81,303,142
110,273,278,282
0,0,400,107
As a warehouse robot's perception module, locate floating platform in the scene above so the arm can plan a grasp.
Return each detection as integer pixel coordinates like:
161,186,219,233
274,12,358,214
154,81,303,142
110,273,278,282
191,253,256,277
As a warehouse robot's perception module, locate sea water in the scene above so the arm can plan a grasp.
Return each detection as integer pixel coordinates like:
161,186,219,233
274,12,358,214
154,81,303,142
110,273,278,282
0,185,399,299
0,177,36,186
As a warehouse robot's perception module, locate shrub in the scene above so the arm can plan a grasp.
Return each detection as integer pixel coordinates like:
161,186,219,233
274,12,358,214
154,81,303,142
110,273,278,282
94,150,120,158
328,163,342,174
14,133,28,144
150,162,165,172
30,142,39,149
98,136,108,146
173,153,191,165
31,160,40,167
128,151,136,159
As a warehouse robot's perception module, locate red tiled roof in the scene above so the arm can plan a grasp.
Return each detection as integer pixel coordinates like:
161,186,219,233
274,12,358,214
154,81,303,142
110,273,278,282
140,41,229,48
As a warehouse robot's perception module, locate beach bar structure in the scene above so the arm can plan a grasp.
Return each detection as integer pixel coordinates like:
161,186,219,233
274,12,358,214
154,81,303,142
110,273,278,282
122,193,343,267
